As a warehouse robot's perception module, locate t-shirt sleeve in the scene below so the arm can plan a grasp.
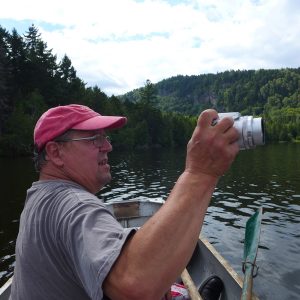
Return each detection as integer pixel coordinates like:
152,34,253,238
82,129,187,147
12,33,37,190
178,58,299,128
59,201,136,300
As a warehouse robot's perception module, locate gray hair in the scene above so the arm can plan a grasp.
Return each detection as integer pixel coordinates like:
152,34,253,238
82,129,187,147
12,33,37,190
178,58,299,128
33,147,47,172
33,130,74,172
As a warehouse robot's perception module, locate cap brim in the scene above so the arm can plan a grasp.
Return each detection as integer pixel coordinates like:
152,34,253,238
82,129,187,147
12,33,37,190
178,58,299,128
72,115,127,131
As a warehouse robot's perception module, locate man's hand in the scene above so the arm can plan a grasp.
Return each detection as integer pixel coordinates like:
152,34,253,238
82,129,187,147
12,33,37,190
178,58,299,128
185,109,239,178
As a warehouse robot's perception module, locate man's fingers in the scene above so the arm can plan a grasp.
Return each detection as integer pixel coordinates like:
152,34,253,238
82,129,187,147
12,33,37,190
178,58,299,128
197,109,218,128
216,117,235,133
224,126,240,144
228,140,240,157
197,110,235,135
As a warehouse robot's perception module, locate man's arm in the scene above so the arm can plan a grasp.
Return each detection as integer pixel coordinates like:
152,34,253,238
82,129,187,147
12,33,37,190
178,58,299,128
103,109,240,300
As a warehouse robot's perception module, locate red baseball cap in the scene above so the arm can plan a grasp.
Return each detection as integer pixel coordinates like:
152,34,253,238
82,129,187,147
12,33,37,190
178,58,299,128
34,104,127,151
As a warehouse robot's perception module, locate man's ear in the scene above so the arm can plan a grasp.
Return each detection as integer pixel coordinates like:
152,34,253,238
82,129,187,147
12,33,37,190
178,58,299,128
44,142,64,167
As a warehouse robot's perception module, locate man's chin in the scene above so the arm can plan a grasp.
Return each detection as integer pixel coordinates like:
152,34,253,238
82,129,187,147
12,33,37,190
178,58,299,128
96,175,112,192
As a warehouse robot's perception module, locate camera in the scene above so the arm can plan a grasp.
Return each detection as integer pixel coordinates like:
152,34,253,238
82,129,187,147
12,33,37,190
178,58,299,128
216,112,265,150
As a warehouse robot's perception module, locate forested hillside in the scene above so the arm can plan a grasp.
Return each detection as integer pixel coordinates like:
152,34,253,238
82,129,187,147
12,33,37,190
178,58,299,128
122,69,300,142
0,24,299,156
0,25,195,156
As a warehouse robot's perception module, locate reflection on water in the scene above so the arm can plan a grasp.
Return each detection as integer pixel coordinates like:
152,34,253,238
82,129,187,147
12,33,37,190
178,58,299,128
0,144,300,299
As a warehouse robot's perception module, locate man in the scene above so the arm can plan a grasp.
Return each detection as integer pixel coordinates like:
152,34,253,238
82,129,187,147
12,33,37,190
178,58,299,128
11,104,239,300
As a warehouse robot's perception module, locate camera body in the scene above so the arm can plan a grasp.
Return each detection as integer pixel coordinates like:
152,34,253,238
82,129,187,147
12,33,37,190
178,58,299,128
217,112,265,150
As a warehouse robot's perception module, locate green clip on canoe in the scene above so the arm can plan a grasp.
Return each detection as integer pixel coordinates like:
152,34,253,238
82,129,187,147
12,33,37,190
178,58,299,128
241,207,263,300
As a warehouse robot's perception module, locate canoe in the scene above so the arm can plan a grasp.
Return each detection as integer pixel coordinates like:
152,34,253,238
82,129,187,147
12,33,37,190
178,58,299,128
0,198,259,300
106,198,259,300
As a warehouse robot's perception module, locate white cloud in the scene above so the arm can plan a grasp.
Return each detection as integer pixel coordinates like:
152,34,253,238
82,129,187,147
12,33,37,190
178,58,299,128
1,0,300,95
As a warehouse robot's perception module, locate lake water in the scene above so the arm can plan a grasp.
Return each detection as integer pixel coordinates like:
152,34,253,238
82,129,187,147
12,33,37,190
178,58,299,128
0,143,299,299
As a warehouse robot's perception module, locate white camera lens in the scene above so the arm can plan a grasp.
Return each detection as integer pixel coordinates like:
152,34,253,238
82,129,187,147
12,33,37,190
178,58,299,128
217,112,265,150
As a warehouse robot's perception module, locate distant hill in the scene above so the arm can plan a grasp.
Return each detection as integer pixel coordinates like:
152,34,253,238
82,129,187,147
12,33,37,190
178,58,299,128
120,68,300,116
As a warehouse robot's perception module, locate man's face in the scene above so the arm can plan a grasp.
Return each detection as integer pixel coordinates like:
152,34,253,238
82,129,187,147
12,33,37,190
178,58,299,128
58,130,113,194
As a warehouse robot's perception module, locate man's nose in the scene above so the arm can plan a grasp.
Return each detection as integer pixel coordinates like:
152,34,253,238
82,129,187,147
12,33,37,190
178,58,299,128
100,138,112,152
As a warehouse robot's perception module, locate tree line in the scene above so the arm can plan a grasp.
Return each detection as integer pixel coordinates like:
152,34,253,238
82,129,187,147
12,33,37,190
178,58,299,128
122,70,300,142
0,25,196,156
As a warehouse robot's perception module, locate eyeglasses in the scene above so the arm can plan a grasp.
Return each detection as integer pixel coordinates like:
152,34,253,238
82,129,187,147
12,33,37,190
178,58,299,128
55,134,111,148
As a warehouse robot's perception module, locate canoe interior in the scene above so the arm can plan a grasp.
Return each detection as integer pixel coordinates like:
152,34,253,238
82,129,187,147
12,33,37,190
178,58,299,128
105,198,165,228
106,199,259,300
189,237,258,300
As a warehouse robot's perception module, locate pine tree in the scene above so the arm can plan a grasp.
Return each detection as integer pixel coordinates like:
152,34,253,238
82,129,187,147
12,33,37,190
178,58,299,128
8,29,27,99
23,24,58,100
0,27,12,135
58,55,77,82
139,79,156,105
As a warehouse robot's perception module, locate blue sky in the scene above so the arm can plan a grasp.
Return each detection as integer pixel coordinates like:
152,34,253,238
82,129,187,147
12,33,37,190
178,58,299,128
1,0,300,96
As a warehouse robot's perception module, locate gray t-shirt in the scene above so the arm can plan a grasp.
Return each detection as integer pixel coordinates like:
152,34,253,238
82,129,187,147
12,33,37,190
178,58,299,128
11,180,135,300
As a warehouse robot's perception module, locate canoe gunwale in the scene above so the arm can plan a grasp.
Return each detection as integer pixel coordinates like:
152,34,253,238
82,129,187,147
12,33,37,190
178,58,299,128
0,277,12,300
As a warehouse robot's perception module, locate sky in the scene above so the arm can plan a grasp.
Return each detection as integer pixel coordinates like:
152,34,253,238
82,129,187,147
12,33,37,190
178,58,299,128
1,0,300,96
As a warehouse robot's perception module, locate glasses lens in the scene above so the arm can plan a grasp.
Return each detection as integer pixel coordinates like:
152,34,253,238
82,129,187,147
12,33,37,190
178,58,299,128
94,135,110,147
